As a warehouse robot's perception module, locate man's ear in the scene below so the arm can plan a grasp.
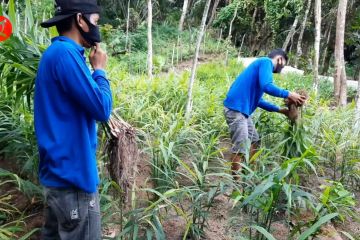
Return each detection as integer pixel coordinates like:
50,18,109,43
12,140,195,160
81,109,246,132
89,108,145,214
76,14,82,25
279,57,284,66
76,13,89,32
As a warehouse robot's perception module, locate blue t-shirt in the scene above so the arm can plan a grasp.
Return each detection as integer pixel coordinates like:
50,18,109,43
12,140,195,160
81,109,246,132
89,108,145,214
224,57,289,116
34,36,112,193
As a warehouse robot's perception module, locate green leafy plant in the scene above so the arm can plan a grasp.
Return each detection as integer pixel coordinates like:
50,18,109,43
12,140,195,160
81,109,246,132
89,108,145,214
319,181,357,222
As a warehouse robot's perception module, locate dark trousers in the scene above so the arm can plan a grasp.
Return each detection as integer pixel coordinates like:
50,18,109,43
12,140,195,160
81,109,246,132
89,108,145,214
42,187,101,240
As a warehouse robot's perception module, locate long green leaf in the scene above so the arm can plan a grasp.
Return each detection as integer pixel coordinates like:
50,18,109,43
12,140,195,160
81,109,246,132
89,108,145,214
176,158,197,180
12,63,36,77
116,226,132,239
250,225,276,240
25,0,34,30
298,213,339,240
132,224,139,240
18,228,40,240
339,231,355,240
282,183,292,211
242,178,275,207
7,0,17,34
154,215,165,239
146,229,153,240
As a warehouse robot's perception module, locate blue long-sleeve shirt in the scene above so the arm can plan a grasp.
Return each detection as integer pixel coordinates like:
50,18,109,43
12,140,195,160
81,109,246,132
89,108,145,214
34,36,112,193
224,57,289,116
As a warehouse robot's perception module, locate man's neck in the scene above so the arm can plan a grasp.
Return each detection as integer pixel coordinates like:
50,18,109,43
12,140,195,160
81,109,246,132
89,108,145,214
61,32,83,47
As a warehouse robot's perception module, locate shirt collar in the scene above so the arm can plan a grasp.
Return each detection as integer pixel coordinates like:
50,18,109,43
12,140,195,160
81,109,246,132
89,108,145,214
52,36,85,55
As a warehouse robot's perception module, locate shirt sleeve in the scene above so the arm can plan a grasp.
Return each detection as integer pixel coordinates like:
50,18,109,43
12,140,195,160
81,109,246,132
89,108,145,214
259,60,290,99
258,98,280,112
55,48,112,122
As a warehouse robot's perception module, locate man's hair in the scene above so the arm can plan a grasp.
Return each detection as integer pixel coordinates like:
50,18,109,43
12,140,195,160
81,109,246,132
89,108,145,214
55,15,75,34
268,49,288,62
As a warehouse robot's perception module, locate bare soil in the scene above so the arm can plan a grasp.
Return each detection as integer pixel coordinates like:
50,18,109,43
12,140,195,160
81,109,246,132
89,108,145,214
164,54,224,75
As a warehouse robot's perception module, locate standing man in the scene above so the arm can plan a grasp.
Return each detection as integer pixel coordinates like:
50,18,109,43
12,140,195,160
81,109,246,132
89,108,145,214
34,0,112,239
224,49,305,179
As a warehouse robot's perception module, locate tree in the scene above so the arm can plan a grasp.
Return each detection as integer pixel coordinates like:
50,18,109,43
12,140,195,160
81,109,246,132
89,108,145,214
313,0,321,92
185,0,212,121
208,0,221,26
356,71,360,130
147,0,153,79
334,0,348,106
125,0,130,52
321,21,334,74
225,1,239,65
227,1,239,39
179,0,189,31
295,0,311,68
282,16,299,51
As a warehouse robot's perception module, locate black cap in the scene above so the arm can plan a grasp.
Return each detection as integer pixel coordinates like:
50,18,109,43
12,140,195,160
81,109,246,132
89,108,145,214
268,48,288,62
41,0,101,28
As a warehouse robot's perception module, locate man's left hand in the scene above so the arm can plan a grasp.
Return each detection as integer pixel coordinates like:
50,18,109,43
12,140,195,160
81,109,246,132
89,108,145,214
278,108,289,117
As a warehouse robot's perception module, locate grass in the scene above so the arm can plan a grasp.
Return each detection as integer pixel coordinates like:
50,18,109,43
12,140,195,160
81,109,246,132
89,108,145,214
0,54,359,238
98,59,359,239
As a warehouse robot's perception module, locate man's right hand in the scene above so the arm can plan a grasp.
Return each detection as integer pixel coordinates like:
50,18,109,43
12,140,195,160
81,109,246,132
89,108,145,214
288,92,307,106
89,43,108,71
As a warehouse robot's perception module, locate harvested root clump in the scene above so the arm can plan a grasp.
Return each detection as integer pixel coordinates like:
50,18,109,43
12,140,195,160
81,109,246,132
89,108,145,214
285,89,308,123
105,114,139,209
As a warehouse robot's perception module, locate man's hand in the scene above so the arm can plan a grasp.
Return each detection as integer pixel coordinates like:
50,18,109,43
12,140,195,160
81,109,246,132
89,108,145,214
89,43,108,71
278,108,289,116
288,92,307,106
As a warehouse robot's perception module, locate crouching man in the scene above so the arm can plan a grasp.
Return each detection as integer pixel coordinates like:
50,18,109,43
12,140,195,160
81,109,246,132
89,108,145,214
223,49,306,179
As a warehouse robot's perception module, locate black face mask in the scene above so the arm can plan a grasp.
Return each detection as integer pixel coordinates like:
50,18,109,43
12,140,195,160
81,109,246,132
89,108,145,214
76,14,101,46
273,59,284,73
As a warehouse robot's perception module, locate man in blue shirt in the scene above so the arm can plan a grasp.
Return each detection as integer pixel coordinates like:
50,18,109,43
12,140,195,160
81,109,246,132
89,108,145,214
224,49,305,179
34,0,112,239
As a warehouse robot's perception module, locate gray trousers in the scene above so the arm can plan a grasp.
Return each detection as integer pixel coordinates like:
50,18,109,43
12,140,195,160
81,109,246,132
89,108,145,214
42,187,101,240
224,107,260,154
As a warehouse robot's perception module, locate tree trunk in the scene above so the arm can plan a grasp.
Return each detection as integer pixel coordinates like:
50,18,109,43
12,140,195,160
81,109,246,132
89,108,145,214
251,7,257,29
179,0,189,31
321,22,333,74
225,2,239,65
185,0,212,121
227,2,238,39
125,0,130,52
313,0,321,92
282,16,299,51
208,0,220,26
355,71,360,131
323,53,331,74
249,7,258,50
339,60,348,105
295,0,312,68
147,0,153,78
334,0,348,106
237,34,246,58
